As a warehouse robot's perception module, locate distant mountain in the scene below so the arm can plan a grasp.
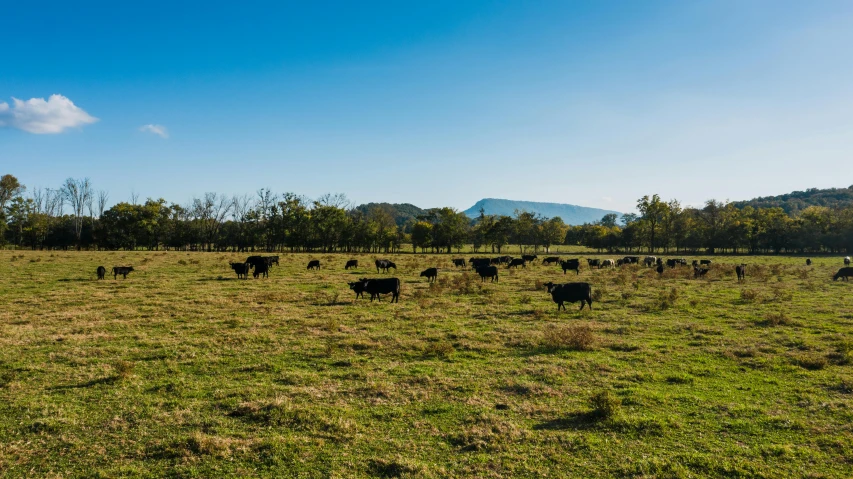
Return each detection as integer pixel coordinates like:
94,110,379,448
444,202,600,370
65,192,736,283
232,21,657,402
462,198,622,225
353,202,427,227
732,185,853,214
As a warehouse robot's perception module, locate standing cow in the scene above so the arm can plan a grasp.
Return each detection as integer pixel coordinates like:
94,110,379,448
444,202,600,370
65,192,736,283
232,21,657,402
845,257,851,266
112,266,134,279
507,258,526,269
543,282,593,311
345,259,358,269
452,258,466,268
96,266,106,280
420,268,438,283
230,262,250,279
560,259,580,275
307,260,321,270
475,265,499,282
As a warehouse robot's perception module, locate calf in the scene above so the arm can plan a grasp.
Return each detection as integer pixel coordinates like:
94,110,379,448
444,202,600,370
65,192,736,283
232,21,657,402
542,256,560,265
507,258,526,269
307,260,321,270
475,265,499,282
601,259,615,268
265,256,279,267
560,259,580,275
845,257,851,266
694,266,709,278
113,266,134,279
96,266,106,280
656,264,664,275
420,267,438,283
543,282,593,311
735,264,746,282
375,259,397,273
361,278,401,302
345,259,358,269
348,281,366,299
452,258,466,268
587,258,601,268
230,262,250,279
522,254,537,263
806,259,812,266
253,262,269,278
834,267,853,281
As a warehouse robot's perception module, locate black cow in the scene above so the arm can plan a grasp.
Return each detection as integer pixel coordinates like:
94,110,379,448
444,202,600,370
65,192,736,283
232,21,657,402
543,282,593,311
736,264,746,282
806,259,812,266
470,258,491,269
360,278,401,302
560,259,580,275
345,259,358,269
96,266,106,280
522,254,537,263
452,258,466,268
112,266,134,279
230,262,250,279
656,264,664,275
253,262,269,278
420,268,438,283
587,258,601,268
700,260,712,265
490,257,502,265
265,256,279,266
834,267,853,281
623,256,640,265
498,255,513,264
246,256,267,271
307,260,321,270
375,259,396,273
475,265,499,282
508,258,526,269
348,281,366,299
694,266,709,278
542,256,560,265
616,259,624,267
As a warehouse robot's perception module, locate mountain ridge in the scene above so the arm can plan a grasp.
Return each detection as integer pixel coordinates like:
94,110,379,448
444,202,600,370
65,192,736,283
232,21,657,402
462,198,621,225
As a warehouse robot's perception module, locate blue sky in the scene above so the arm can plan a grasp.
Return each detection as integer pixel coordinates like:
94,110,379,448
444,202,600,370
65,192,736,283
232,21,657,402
2,0,852,213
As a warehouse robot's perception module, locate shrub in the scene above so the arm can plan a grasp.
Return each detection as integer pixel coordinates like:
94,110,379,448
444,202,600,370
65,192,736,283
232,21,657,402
793,354,827,371
761,312,792,326
114,360,135,379
589,390,621,419
591,287,604,302
740,289,760,303
542,324,596,351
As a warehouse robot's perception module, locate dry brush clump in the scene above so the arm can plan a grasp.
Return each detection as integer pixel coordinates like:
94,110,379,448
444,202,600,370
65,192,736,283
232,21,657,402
645,287,680,311
448,413,528,452
541,323,597,351
589,390,622,419
740,288,760,303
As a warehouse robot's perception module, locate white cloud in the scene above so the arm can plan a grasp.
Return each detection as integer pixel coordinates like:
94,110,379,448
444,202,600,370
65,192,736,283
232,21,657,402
601,196,613,203
0,94,97,134
139,124,168,138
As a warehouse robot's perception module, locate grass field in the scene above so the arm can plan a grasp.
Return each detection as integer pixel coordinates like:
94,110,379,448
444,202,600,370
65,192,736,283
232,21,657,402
1,251,852,478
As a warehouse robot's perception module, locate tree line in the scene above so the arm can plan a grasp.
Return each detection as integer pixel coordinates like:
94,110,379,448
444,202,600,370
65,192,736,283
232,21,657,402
1,175,851,254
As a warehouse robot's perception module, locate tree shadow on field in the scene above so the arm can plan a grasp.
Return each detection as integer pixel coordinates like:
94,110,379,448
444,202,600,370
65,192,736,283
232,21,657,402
534,411,603,431
57,278,92,283
49,375,120,390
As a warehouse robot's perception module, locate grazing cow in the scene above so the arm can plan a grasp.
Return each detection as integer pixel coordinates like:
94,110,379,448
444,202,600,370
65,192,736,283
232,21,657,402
96,266,106,280
112,266,134,279
644,256,657,267
253,262,269,278
806,259,812,266
498,255,513,264
348,281,366,299
265,256,279,267
656,264,664,275
601,259,615,268
522,254,537,263
666,259,678,268
360,278,401,302
507,258,527,269
307,260,321,270
560,259,580,275
694,266,709,278
345,259,358,269
735,264,746,282
543,282,593,311
616,259,624,267
490,257,502,265
845,257,851,266
623,256,640,265
230,262,250,279
700,260,712,265
375,259,397,273
834,267,853,281
420,267,438,283
542,256,560,265
475,265,499,282
452,258,466,268
470,258,491,269
587,258,601,269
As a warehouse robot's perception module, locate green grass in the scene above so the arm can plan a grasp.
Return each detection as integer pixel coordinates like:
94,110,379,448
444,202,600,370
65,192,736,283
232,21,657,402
1,251,852,478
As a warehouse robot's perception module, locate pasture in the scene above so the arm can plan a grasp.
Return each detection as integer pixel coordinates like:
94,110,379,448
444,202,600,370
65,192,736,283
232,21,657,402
1,251,852,478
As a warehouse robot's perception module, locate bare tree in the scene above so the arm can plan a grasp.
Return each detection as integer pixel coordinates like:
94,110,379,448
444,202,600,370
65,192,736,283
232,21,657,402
256,188,276,220
192,192,232,251
97,190,109,218
316,193,351,209
131,189,139,205
62,177,93,248
31,187,45,214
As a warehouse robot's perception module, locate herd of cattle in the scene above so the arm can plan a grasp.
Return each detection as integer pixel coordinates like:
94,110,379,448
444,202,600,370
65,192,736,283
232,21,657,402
92,254,853,310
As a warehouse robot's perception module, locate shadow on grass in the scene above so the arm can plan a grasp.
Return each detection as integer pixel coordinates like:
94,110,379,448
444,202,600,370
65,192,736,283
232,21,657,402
534,411,604,431
56,278,92,283
49,375,120,390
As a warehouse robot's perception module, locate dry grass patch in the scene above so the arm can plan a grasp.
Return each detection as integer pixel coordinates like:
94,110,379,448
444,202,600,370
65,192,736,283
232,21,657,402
541,323,597,351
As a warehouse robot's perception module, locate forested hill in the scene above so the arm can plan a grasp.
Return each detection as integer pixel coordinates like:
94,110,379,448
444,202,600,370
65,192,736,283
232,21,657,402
732,186,853,214
352,202,427,227
462,198,621,225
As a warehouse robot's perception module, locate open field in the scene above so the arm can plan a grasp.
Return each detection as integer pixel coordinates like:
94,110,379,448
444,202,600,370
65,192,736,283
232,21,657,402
1,251,852,478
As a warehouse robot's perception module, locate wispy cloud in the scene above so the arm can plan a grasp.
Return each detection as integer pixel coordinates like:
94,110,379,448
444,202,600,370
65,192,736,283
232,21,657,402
139,124,168,138
0,94,98,134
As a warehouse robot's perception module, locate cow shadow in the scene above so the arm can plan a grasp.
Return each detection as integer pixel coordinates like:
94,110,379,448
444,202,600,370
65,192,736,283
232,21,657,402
49,376,120,390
